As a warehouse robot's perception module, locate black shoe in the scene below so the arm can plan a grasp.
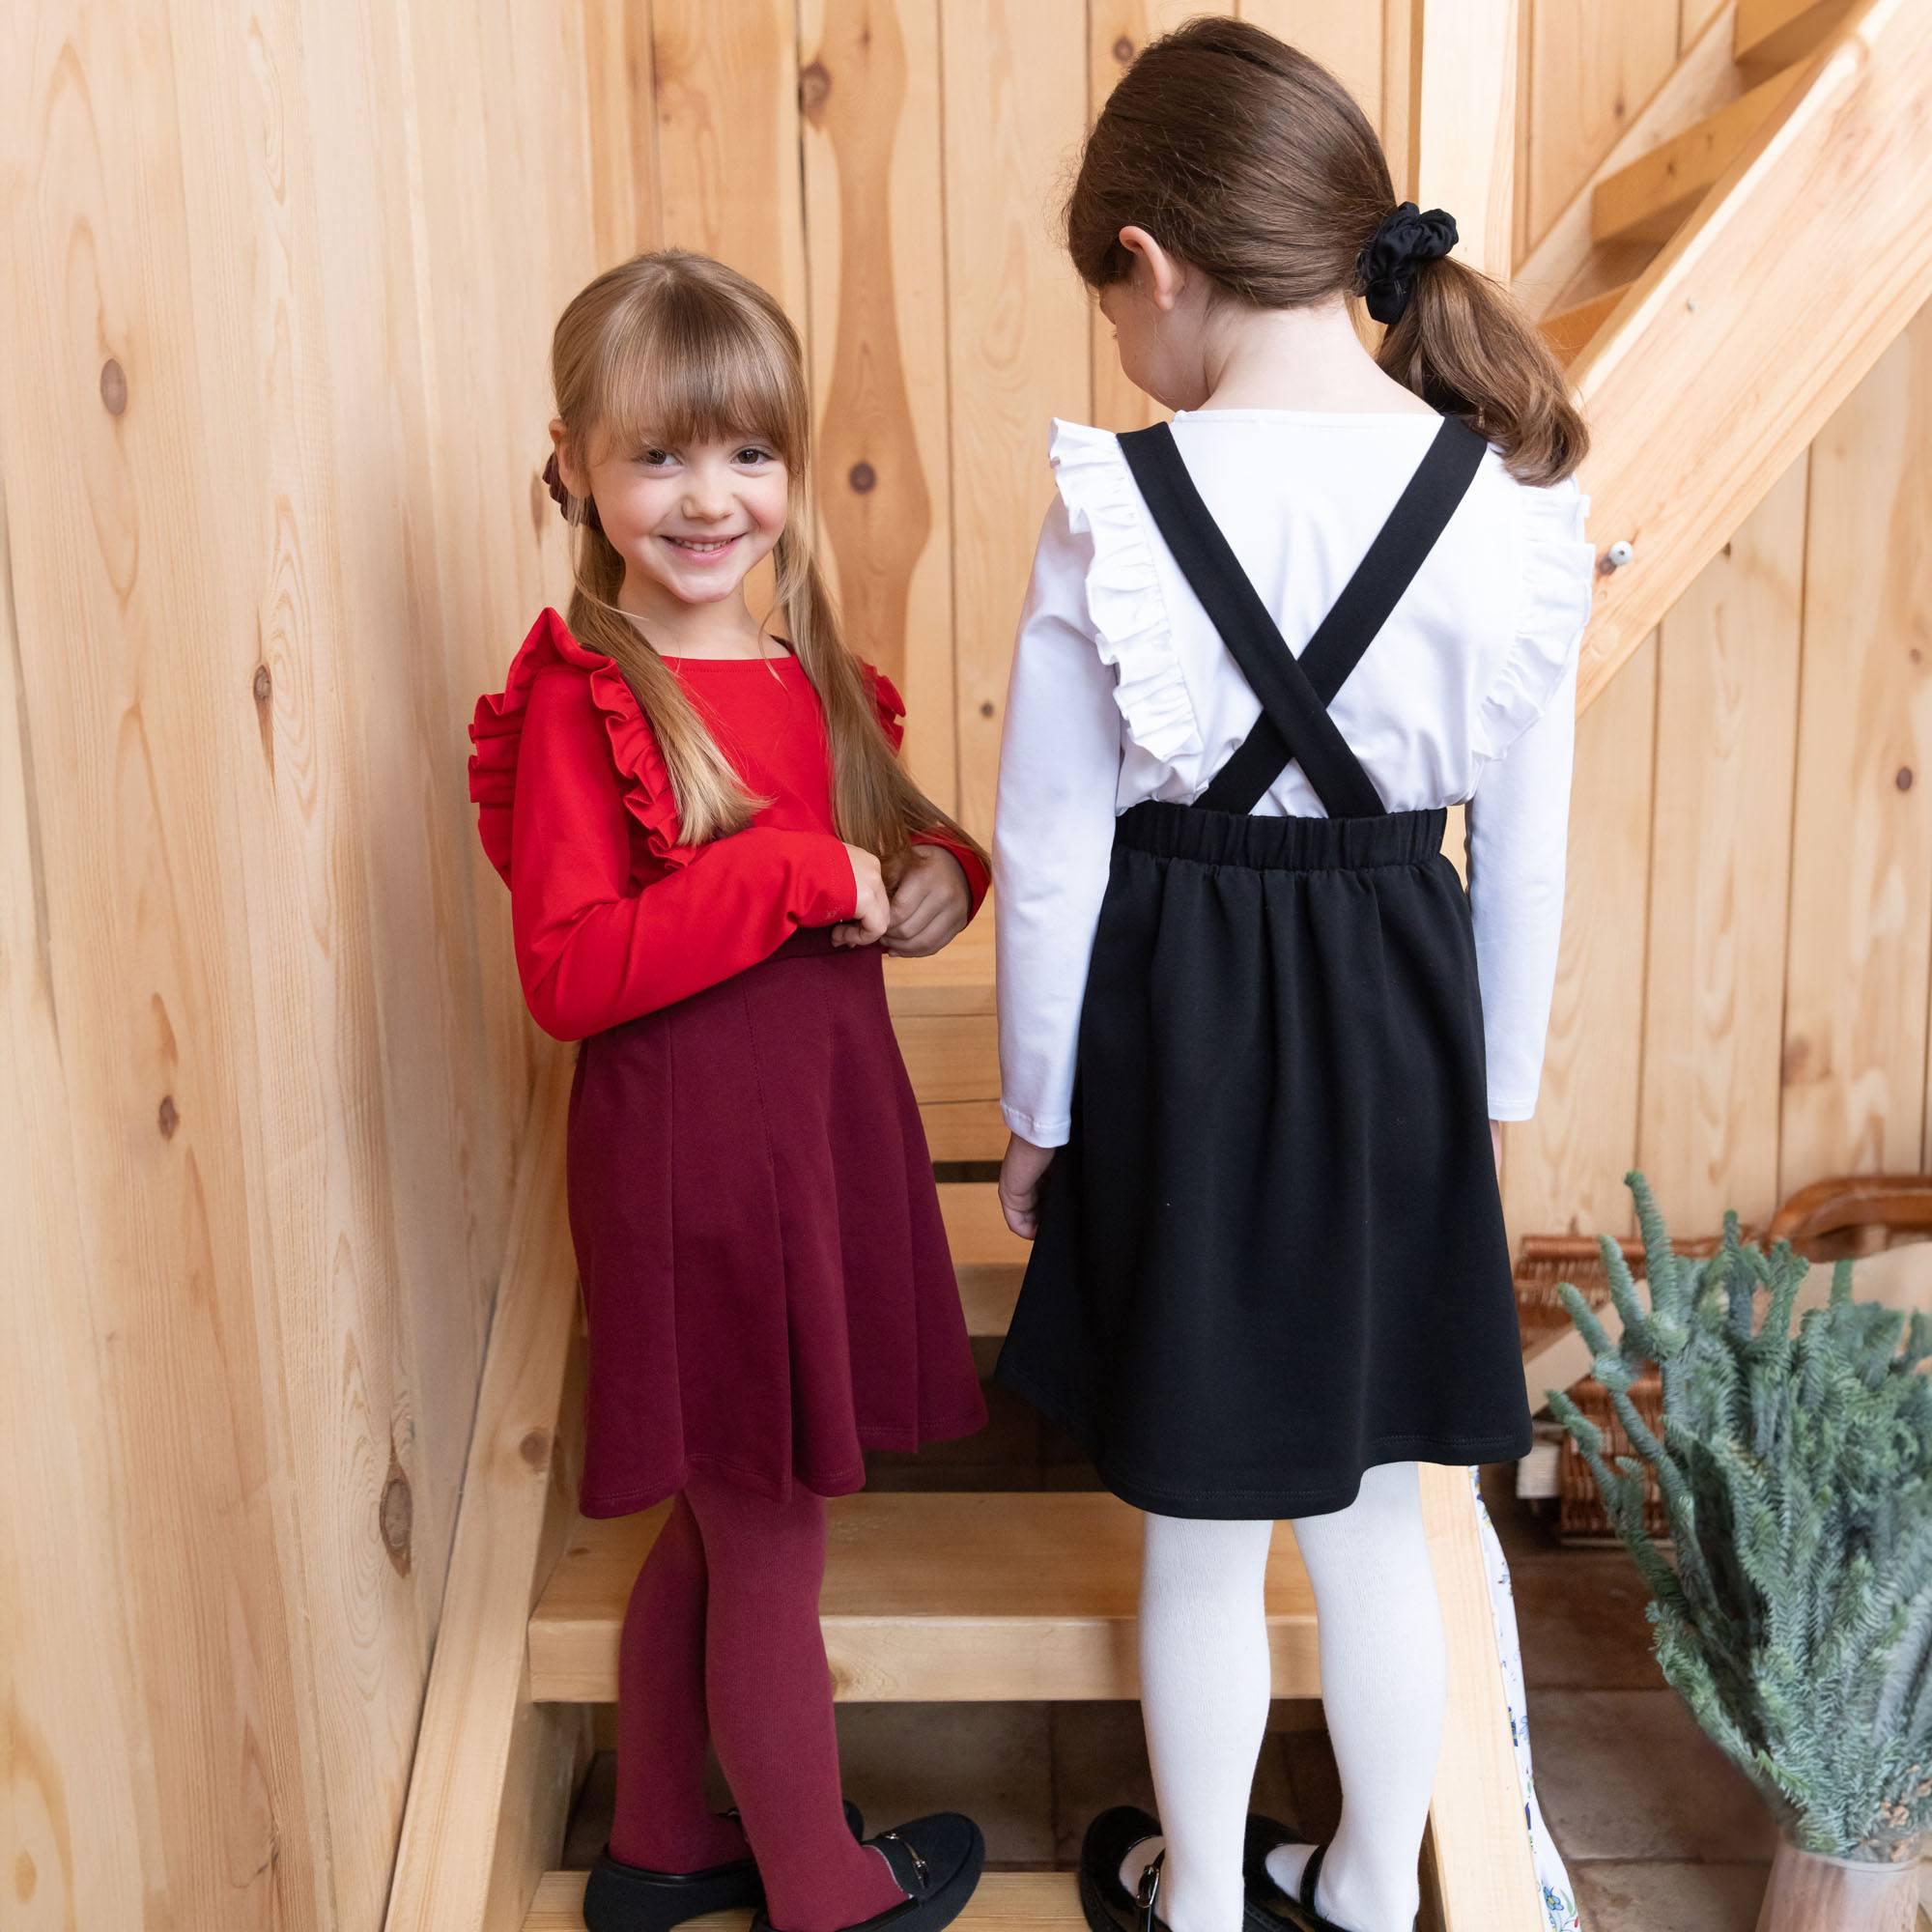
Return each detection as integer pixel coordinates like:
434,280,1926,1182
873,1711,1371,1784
1078,1805,1168,1932
751,1811,985,1932
1080,1806,1296,1932
1242,1814,1344,1932
585,1803,865,1932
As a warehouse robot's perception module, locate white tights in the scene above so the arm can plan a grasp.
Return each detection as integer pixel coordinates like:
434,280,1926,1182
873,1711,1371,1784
1122,1463,1447,1932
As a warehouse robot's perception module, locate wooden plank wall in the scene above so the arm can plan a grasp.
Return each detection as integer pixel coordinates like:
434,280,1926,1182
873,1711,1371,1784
6,4,1930,1923
1,6,611,1928
1502,0,1932,1244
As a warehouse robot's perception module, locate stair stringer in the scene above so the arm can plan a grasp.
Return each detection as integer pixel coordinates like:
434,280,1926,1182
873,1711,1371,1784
384,1049,589,1932
1565,0,1932,713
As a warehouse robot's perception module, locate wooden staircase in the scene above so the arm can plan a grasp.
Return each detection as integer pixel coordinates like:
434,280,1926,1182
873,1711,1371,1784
384,7,1932,1930
1524,0,1932,710
383,925,1534,1932
1535,0,1852,358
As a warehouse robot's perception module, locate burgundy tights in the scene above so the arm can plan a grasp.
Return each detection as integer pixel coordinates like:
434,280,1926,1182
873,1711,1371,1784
610,1471,905,1932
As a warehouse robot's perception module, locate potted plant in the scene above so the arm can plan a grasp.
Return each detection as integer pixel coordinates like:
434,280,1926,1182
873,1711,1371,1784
1550,1173,1932,1932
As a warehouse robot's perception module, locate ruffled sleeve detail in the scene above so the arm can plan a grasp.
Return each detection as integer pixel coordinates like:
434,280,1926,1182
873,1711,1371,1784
1473,474,1596,766
1048,417,1204,766
469,607,689,886
862,663,909,754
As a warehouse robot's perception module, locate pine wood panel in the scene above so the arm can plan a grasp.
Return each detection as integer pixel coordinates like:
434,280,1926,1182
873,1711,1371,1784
1571,0,1932,714
1085,3,1199,437
1541,283,1632,364
919,1100,1010,1164
1502,637,1661,1244
2,4,595,1925
1735,0,1860,71
940,1180,1033,1267
895,1012,1000,1106
1513,3,1745,316
942,0,1092,840
1590,65,1805,246
1781,311,1932,1190
651,1,807,316
1521,0,1682,253
583,0,664,264
802,0,959,810
528,1492,1322,1702
1636,459,1806,1233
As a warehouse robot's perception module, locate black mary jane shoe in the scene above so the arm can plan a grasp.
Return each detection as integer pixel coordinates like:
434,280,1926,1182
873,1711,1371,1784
1079,1806,1282,1932
584,1803,865,1932
1078,1805,1169,1932
751,1811,985,1932
1242,1814,1346,1932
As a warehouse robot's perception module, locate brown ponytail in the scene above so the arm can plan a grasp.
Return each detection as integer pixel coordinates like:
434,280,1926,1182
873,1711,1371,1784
1065,16,1587,486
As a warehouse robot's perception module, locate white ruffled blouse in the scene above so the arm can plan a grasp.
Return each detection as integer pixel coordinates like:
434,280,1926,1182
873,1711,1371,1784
993,410,1596,1147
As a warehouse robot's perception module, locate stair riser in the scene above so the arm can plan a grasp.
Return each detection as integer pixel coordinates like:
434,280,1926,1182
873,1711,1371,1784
526,1622,1322,1703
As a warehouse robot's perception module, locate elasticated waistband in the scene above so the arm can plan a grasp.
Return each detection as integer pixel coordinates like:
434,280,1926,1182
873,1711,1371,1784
1113,798,1449,872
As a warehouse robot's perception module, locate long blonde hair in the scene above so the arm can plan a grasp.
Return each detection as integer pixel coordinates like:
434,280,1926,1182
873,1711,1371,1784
550,249,984,871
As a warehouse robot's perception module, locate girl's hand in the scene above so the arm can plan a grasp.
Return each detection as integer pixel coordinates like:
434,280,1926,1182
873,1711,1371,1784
833,844,891,948
1000,1134,1057,1239
882,845,971,958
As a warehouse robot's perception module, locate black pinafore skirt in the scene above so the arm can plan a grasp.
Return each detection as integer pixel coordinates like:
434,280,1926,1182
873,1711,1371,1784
993,415,1534,1520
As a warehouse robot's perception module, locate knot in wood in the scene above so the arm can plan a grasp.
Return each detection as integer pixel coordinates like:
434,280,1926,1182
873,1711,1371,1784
380,1470,412,1555
100,358,128,415
519,1428,552,1470
848,461,876,494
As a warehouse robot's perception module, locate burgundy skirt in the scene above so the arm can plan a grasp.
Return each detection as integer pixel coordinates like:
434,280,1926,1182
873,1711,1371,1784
564,924,987,1517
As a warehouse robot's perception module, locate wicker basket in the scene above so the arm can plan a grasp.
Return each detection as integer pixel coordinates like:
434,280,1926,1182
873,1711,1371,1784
1514,1229,1725,1544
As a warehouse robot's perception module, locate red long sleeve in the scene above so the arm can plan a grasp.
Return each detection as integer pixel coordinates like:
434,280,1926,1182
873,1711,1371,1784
509,667,858,1039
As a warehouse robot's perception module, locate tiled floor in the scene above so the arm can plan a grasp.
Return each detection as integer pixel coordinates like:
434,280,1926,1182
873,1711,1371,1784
563,1390,1799,1928
1479,1466,1777,1927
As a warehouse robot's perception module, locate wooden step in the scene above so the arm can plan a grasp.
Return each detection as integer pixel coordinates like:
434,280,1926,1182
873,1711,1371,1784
887,925,1003,1160
919,1097,1007,1163
941,1183,1028,1337
526,1870,1084,1932
527,1491,1320,1702
939,1180,1027,1263
1592,65,1805,245
1734,0,1857,75
1541,284,1631,366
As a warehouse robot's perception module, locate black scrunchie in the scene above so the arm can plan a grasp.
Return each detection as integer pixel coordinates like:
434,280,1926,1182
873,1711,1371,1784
1354,202,1458,326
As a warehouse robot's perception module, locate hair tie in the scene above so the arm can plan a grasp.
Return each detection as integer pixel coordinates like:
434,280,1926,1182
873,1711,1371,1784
542,451,603,533
1353,202,1458,327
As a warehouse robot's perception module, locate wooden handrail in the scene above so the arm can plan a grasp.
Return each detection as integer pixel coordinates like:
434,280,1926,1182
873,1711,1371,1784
1569,0,1932,713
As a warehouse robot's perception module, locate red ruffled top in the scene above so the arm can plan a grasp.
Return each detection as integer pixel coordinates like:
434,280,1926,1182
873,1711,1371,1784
469,608,989,1041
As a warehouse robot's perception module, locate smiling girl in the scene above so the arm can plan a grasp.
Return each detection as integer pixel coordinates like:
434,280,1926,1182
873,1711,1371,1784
469,249,990,1932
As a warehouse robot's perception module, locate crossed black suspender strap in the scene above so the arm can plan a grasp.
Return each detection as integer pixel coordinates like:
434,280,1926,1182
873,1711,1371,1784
1116,414,1489,819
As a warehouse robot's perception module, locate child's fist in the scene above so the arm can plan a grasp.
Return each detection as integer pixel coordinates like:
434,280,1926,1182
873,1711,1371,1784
882,845,971,958
999,1134,1057,1240
833,844,891,948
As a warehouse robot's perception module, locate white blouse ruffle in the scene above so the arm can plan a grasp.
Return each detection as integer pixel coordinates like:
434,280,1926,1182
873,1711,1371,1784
992,412,1596,1145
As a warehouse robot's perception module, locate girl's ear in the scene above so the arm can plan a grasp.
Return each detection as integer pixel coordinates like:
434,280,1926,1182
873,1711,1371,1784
550,417,590,498
1118,225,1187,311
